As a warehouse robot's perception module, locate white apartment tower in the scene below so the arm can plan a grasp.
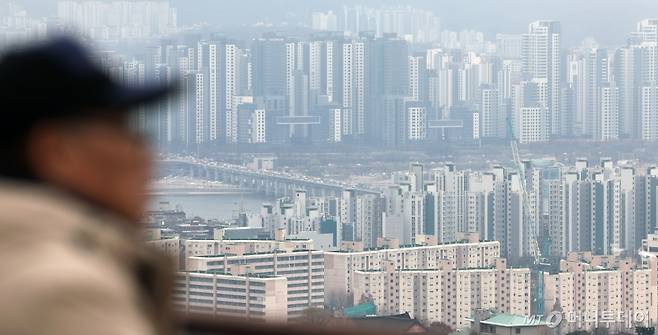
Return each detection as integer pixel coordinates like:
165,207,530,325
614,46,640,138
197,42,218,142
642,86,658,140
480,87,501,138
599,83,620,141
522,20,562,136
633,19,658,45
341,43,354,136
183,71,204,145
402,192,426,244
353,41,367,137
224,43,239,143
519,107,549,143
407,105,427,141
408,54,427,102
252,109,266,143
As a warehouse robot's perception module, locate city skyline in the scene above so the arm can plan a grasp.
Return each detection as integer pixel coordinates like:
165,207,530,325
7,1,655,150
86,14,658,149
9,0,658,47
5,1,658,334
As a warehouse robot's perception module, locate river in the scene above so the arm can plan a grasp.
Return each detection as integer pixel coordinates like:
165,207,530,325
150,193,273,220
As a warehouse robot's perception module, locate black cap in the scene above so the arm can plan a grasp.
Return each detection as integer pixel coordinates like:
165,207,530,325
0,36,176,138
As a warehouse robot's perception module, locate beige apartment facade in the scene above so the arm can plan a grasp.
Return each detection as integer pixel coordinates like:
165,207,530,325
353,258,531,328
174,271,288,323
543,255,658,332
146,237,181,269
640,232,658,268
186,250,324,319
324,239,501,306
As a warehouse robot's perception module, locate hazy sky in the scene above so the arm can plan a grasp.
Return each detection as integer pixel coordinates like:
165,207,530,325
14,0,658,46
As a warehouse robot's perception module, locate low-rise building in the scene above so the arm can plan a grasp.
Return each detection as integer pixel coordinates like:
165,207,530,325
470,313,548,335
186,249,324,319
640,232,658,268
146,237,181,269
182,228,314,268
348,312,428,334
174,271,288,323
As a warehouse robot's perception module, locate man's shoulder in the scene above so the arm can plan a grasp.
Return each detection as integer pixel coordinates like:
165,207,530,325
0,181,100,238
0,182,143,298
0,182,171,335
0,237,135,293
0,181,152,274
0,236,156,335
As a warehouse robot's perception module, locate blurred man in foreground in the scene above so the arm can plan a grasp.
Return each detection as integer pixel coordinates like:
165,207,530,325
0,37,176,334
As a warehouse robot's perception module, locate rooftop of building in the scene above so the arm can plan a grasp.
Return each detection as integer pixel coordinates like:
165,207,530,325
146,236,180,241
349,312,428,334
558,266,648,273
326,239,498,254
343,302,377,318
353,265,528,273
470,313,546,327
186,238,313,242
189,248,321,259
179,270,283,280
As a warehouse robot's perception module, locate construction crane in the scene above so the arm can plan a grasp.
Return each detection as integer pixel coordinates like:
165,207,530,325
506,117,542,264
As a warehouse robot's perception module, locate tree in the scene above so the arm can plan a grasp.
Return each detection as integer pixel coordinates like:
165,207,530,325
358,293,373,305
428,322,454,335
301,307,332,325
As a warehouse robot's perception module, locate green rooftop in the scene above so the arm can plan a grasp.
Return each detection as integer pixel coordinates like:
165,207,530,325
344,302,377,318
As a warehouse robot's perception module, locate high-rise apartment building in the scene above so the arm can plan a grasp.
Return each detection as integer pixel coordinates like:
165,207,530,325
479,86,501,138
323,238,501,307
544,253,658,333
353,258,531,328
641,86,658,140
93,14,658,149
522,21,562,137
632,19,658,45
599,83,620,141
57,0,177,39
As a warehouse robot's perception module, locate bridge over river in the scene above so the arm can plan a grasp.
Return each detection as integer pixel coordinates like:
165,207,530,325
157,157,381,198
